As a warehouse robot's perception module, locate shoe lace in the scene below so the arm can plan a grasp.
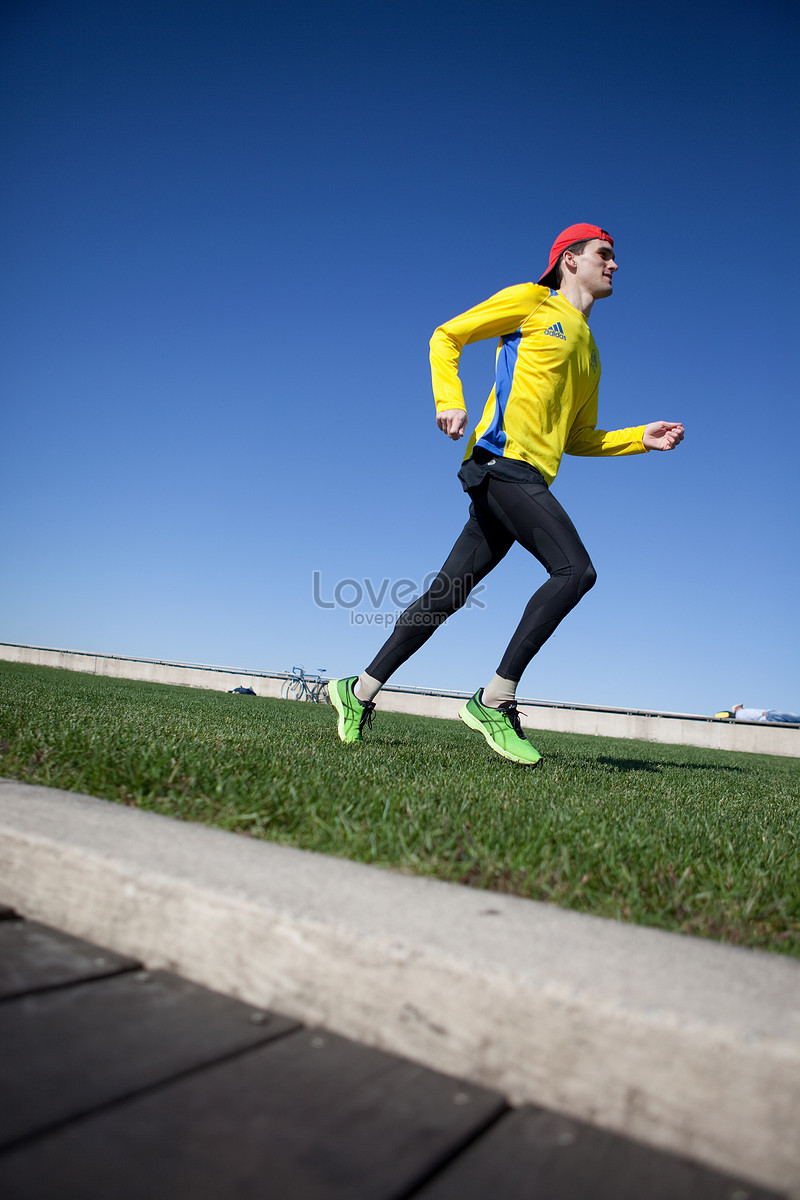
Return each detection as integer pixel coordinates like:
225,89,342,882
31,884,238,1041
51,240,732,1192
498,701,527,740
358,700,376,735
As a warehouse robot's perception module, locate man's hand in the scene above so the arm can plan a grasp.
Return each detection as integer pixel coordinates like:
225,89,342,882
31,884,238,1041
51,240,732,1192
436,408,468,440
643,420,684,451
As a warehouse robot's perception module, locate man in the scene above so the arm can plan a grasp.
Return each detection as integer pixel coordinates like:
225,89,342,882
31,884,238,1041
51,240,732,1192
328,224,684,766
730,705,800,724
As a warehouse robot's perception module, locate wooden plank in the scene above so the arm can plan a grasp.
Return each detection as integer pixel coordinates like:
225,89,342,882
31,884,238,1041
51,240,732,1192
0,1026,506,1199
412,1104,785,1200
0,968,300,1148
0,920,140,999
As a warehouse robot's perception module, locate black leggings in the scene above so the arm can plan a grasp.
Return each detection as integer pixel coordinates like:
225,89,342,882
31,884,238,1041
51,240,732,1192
366,474,596,684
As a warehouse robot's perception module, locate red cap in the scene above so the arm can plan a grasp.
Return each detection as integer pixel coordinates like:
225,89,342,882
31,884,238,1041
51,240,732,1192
537,223,614,289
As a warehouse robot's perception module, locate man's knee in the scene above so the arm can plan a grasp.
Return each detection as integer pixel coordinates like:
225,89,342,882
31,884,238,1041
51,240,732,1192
577,560,597,599
550,556,596,599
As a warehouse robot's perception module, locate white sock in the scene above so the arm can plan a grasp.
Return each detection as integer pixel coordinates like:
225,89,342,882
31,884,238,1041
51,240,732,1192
481,674,517,708
354,672,382,703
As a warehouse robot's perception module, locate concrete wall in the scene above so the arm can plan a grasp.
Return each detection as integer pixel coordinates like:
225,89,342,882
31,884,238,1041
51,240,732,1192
0,642,276,697
2,641,798,757
373,685,800,757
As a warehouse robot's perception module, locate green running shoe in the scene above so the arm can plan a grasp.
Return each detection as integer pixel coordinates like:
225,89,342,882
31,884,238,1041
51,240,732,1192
328,676,376,743
458,689,542,766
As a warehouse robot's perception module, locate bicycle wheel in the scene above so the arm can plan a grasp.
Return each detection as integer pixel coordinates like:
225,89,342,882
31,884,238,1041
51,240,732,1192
282,676,304,701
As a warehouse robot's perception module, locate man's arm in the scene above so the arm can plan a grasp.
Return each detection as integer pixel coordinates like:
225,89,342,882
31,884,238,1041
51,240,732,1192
430,283,545,435
566,390,684,459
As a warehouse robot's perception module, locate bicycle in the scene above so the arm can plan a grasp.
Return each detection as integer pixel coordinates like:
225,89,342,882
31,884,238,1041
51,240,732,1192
280,666,330,703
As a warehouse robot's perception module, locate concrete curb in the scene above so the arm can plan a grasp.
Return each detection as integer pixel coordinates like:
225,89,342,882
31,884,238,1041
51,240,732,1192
1,780,798,1197
3,641,798,757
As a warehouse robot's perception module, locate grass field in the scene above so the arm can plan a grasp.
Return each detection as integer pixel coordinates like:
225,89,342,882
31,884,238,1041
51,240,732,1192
2,660,799,957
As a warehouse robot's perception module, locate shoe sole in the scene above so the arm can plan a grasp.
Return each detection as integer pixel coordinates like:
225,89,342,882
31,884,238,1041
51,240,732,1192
328,679,362,743
458,704,542,767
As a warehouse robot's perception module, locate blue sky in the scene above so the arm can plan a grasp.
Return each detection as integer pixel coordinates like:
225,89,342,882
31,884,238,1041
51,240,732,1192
2,0,798,716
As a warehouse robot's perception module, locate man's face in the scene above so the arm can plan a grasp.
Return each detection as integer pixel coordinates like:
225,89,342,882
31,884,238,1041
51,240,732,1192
571,238,618,298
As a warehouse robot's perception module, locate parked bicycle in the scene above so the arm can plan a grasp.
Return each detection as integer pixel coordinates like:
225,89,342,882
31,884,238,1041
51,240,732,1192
281,666,330,703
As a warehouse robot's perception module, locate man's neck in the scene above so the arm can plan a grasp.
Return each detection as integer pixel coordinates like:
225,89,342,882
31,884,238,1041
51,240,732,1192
557,280,594,318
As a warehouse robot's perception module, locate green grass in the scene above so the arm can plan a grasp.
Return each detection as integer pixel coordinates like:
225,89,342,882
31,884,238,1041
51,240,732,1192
2,660,799,956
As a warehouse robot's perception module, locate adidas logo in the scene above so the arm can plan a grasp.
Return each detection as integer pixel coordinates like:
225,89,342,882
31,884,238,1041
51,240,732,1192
544,322,566,340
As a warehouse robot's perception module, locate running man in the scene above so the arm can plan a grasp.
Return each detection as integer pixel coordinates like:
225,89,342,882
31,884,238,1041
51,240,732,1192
328,224,684,765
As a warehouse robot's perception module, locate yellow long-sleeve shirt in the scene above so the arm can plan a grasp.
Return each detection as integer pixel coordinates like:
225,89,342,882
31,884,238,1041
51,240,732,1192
430,282,647,486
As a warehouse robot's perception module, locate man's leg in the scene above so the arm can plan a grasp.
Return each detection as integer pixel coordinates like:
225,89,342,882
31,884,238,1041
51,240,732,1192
484,475,597,685
329,493,513,742
362,495,514,685
456,475,595,766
